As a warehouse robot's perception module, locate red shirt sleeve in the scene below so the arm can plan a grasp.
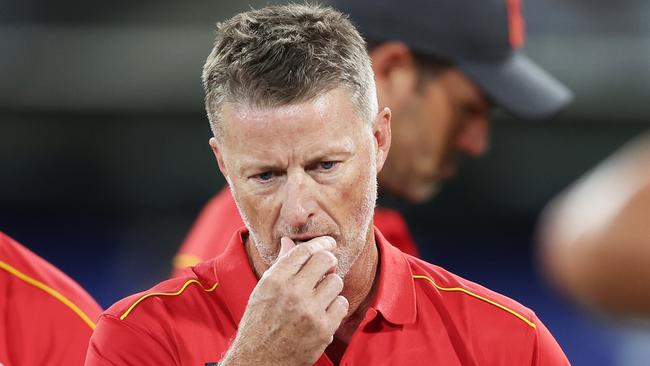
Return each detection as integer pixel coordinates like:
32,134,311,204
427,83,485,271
86,314,178,365
0,232,103,365
532,315,571,365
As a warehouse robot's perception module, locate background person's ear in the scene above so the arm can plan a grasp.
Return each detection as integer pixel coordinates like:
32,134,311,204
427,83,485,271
369,42,418,107
373,107,392,172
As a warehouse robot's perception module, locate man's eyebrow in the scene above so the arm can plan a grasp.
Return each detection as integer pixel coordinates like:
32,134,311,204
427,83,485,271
306,149,354,163
235,155,285,175
306,139,355,159
238,162,283,175
302,150,354,170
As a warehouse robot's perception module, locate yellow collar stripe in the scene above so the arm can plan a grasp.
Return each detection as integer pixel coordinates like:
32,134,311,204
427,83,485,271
120,279,219,320
413,274,536,329
0,260,97,330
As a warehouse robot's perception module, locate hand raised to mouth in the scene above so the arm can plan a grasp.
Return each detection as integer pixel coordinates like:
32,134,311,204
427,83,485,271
220,236,349,366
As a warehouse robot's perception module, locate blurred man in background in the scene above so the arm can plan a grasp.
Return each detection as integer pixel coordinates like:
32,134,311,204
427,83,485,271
538,132,650,318
171,0,573,275
0,231,102,364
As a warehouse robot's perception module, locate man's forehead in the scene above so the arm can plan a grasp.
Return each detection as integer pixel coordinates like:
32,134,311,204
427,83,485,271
217,88,366,160
222,89,355,126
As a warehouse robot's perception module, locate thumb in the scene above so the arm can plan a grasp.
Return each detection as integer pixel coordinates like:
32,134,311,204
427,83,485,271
278,237,296,259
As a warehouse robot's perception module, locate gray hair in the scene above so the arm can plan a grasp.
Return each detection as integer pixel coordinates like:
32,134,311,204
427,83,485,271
201,3,378,140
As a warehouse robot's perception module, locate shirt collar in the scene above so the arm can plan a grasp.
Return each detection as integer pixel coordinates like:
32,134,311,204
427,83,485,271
213,226,417,326
214,228,258,325
370,227,417,325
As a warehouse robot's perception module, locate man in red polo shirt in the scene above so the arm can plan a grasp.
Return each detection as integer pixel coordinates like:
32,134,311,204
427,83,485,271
0,231,102,365
171,0,573,275
88,5,569,365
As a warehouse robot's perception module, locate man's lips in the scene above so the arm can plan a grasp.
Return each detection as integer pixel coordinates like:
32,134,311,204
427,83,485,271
288,234,327,244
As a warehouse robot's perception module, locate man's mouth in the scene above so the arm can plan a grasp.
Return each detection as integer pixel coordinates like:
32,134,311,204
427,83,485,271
289,234,324,245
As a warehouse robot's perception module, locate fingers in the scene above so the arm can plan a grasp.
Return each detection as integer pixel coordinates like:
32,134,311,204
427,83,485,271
270,236,336,277
326,295,349,329
296,250,338,287
315,273,344,304
278,237,296,259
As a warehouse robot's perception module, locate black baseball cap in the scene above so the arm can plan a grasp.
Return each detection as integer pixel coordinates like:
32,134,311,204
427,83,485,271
329,0,573,120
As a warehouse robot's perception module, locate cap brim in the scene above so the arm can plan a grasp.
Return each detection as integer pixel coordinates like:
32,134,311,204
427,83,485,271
458,51,573,121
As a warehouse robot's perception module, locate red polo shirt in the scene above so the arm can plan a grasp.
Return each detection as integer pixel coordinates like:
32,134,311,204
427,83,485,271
88,228,568,365
0,231,103,365
171,188,419,276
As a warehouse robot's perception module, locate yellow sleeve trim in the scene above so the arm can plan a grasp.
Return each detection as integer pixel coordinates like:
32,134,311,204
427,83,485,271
172,254,203,270
413,274,536,329
0,259,97,330
120,279,219,320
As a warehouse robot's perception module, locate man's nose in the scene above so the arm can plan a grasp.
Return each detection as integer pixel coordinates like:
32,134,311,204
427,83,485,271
455,117,490,157
279,171,317,228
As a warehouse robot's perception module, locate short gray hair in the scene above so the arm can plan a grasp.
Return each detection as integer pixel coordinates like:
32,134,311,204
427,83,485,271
202,3,378,140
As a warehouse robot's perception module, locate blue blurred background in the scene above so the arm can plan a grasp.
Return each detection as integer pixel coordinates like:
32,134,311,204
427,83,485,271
1,0,649,365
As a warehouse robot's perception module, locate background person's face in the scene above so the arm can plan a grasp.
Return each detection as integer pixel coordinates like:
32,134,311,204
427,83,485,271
378,68,491,203
213,88,389,277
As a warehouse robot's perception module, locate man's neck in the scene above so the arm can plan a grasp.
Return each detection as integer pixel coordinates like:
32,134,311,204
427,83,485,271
245,230,380,342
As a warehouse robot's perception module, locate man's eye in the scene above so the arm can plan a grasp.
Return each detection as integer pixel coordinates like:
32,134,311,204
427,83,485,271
255,171,273,181
319,161,337,170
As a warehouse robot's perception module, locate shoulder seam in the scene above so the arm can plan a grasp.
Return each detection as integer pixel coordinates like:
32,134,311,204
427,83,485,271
0,259,97,330
120,279,219,320
413,274,536,329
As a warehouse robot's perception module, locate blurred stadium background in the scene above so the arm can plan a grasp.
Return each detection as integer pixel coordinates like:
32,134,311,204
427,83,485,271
1,1,649,364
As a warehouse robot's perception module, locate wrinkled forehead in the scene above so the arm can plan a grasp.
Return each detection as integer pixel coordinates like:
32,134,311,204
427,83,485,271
218,88,368,153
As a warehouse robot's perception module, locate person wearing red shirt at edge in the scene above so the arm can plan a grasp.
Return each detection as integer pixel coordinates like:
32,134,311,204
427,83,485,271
87,5,570,365
0,231,102,365
171,0,572,276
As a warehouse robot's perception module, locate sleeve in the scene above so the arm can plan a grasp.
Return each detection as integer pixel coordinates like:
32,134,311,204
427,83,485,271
532,316,571,366
85,314,178,366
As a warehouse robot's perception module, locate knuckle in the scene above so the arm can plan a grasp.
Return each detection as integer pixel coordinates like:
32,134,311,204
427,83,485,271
322,273,343,291
331,274,344,291
293,244,312,258
324,251,338,266
311,249,328,261
319,236,335,247
284,286,301,304
314,318,329,335
337,295,349,310
314,250,337,266
299,310,318,325
262,273,281,288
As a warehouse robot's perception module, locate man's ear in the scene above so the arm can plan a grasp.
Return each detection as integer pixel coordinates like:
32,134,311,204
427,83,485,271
373,107,392,172
369,42,418,106
209,137,230,184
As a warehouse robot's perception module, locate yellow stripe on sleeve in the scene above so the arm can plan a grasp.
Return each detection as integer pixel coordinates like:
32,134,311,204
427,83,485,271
0,260,97,330
120,279,219,320
413,274,536,329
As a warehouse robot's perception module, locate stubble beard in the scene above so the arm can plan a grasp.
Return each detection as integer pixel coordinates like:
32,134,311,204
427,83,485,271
234,160,378,279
